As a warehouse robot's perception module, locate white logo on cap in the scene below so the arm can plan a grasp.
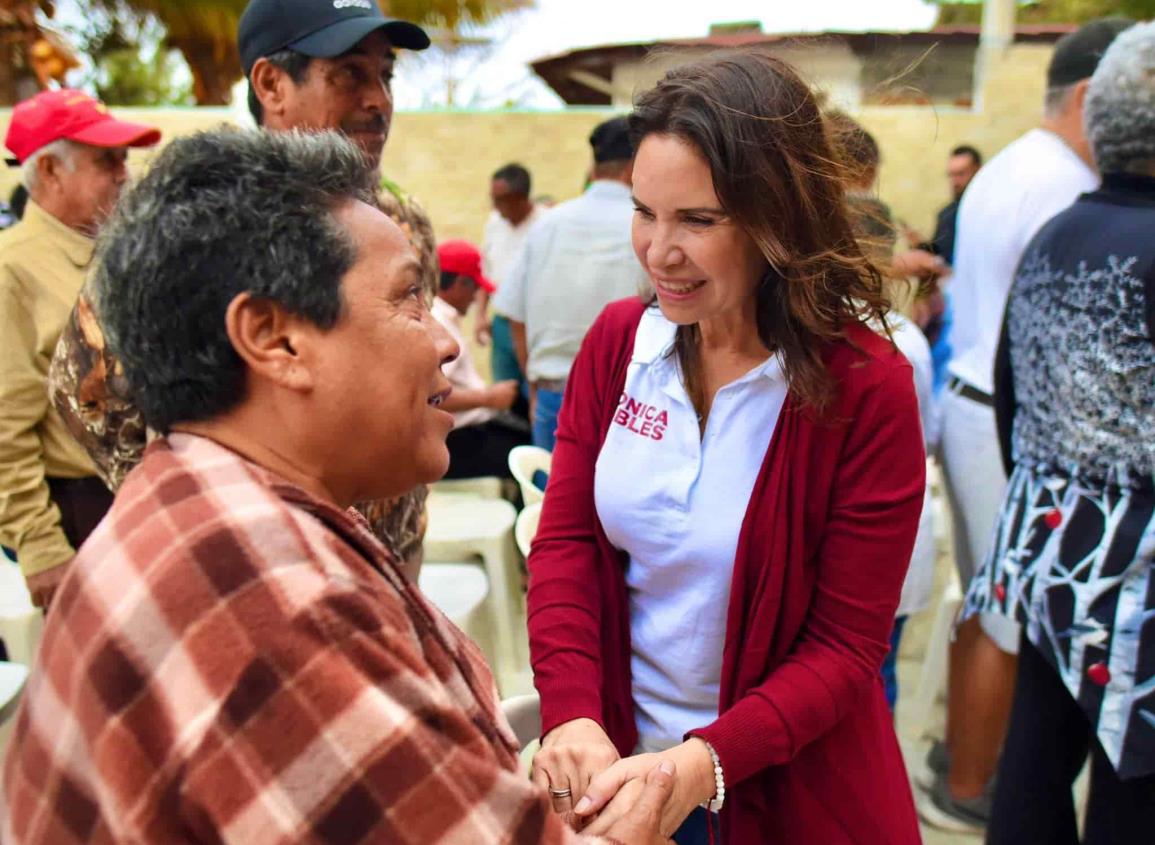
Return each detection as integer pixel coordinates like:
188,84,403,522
333,0,372,8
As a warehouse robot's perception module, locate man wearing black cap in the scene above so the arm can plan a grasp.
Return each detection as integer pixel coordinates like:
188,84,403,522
492,117,647,451
47,0,441,590
921,17,1134,834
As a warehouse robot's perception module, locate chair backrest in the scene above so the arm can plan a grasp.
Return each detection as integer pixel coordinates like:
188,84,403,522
508,446,552,507
0,661,29,725
514,502,542,559
499,692,541,748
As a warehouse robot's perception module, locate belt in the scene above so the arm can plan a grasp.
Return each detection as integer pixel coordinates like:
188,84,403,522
532,378,567,393
947,376,994,407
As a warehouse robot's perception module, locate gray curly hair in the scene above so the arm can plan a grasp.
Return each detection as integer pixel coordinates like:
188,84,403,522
1086,21,1155,175
93,128,377,433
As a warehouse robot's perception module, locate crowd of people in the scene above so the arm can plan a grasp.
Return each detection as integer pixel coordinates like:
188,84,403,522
0,0,1151,842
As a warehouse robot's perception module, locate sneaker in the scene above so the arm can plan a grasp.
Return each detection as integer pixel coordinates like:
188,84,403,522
914,739,951,793
916,770,990,835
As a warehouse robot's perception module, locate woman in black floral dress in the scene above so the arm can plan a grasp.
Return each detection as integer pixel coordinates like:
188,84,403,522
963,20,1155,844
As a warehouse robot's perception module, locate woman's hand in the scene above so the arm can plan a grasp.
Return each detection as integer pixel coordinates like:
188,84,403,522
576,738,717,837
531,718,620,819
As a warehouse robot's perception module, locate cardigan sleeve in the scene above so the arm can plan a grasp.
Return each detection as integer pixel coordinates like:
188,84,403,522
526,307,621,738
691,360,925,785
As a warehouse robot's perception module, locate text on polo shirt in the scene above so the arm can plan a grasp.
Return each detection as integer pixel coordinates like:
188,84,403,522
614,393,669,441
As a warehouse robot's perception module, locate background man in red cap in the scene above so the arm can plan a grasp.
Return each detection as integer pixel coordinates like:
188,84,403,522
433,239,529,480
48,0,439,597
0,89,159,606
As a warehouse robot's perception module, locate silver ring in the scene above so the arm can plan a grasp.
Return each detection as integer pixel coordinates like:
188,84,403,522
549,787,573,798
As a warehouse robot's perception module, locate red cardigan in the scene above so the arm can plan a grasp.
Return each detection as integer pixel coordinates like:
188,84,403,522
527,299,924,844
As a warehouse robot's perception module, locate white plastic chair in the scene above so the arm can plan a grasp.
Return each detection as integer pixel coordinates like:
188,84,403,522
515,502,542,560
0,661,28,726
0,562,42,667
508,446,552,507
418,562,493,660
431,477,504,499
910,567,963,739
501,692,542,748
424,496,530,694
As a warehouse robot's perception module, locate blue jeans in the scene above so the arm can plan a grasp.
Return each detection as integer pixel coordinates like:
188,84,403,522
881,615,908,711
533,388,564,452
674,807,720,845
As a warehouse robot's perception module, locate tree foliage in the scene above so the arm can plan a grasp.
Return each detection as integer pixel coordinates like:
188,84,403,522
93,0,532,105
69,5,193,105
933,0,1155,25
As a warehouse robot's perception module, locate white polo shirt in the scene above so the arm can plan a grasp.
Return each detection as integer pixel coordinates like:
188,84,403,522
593,306,787,753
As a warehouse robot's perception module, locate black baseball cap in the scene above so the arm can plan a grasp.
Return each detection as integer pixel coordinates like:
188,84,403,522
590,117,635,163
239,0,431,76
1047,17,1133,87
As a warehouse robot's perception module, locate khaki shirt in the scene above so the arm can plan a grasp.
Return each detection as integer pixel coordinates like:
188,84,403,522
0,201,98,577
48,178,440,563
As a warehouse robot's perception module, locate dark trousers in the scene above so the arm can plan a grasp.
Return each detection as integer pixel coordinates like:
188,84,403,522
47,476,114,550
444,418,530,480
673,807,719,845
4,476,113,563
988,634,1155,845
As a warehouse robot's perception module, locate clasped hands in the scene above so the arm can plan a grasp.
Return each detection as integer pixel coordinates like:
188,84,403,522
531,718,717,843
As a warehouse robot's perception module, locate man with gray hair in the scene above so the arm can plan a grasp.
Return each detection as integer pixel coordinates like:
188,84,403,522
920,17,1134,833
1,128,674,845
0,89,158,605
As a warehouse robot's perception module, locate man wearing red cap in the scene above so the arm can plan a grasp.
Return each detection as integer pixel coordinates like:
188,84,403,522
434,239,530,479
0,89,159,604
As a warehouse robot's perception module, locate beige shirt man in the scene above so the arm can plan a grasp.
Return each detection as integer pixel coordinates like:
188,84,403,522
0,201,99,577
0,88,159,601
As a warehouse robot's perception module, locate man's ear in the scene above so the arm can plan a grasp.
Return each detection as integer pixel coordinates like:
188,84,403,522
249,57,291,121
225,293,316,392
1072,78,1091,112
37,149,63,191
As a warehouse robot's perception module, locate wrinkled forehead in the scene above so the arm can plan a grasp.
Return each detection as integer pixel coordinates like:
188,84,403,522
338,200,418,275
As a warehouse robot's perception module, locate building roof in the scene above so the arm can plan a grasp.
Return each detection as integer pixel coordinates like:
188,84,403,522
531,25,1077,105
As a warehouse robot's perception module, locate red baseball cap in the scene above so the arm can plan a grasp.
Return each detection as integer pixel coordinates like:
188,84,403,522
5,89,161,165
437,240,495,293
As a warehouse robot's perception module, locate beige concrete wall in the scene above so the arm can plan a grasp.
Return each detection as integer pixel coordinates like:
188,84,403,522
0,41,1053,248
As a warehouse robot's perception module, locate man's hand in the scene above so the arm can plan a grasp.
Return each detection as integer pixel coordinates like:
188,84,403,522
578,738,716,837
486,380,520,411
25,560,70,610
599,761,677,845
891,249,948,281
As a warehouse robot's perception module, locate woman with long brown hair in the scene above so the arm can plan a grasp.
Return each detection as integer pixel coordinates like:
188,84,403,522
526,52,925,844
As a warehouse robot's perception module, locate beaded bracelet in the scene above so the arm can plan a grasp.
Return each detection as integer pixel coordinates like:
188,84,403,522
700,740,726,812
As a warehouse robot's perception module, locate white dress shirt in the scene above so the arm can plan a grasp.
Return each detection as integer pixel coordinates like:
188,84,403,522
492,181,649,383
481,205,547,295
593,306,788,753
948,129,1097,394
431,296,495,429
